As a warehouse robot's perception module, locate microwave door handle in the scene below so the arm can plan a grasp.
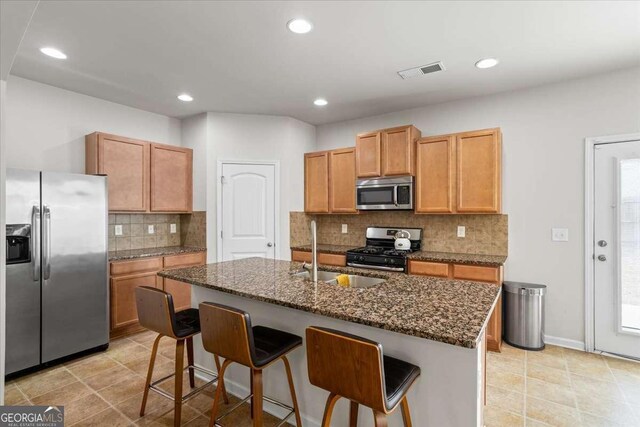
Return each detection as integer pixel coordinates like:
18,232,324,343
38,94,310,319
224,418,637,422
43,205,51,280
393,186,398,206
31,206,41,281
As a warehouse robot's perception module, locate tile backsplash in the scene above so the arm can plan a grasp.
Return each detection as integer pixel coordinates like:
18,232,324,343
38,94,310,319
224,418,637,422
290,211,508,256
180,211,206,248
109,214,182,251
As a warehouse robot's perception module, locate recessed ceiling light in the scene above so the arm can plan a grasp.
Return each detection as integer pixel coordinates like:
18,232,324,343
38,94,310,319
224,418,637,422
177,94,194,102
40,47,67,59
313,98,328,106
475,58,499,69
287,18,313,34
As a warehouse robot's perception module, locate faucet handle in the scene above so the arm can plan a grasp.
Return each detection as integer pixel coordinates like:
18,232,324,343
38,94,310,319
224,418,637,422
302,262,311,271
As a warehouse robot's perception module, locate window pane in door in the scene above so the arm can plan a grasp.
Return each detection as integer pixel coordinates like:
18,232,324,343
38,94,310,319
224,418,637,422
620,158,640,331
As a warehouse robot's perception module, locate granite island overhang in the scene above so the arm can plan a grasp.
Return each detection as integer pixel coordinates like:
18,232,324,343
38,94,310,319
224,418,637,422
159,257,501,426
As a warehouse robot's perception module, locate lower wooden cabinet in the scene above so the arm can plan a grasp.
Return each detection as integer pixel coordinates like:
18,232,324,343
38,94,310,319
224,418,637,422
291,250,347,267
109,251,205,338
409,259,503,352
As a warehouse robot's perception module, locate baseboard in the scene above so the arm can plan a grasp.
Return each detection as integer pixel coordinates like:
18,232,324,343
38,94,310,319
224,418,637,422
194,368,320,427
544,335,585,351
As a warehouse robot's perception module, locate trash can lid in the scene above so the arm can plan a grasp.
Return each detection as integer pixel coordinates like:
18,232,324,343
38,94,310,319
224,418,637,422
503,281,546,295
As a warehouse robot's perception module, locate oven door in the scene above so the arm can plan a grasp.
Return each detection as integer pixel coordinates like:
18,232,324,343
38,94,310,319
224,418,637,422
356,180,413,210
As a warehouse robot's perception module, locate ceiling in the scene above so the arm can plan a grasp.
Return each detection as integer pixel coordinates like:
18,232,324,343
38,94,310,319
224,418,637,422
10,1,640,125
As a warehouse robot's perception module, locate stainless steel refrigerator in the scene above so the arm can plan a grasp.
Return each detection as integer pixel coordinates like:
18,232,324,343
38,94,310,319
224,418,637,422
5,168,108,375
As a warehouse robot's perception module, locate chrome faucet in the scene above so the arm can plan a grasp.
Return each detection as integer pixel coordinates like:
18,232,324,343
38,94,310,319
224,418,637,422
303,220,318,283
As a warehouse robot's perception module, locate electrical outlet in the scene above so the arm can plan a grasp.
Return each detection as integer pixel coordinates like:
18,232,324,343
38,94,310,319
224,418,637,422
457,226,466,238
114,225,123,236
552,228,569,242
147,224,155,234
341,224,348,234
170,223,177,234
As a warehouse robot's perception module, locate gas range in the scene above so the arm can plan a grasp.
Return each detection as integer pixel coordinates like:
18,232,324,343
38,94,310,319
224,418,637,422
346,226,422,272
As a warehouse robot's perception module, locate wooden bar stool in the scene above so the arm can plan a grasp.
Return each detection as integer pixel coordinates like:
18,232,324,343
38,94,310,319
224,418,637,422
306,327,420,427
135,286,228,427
198,302,303,427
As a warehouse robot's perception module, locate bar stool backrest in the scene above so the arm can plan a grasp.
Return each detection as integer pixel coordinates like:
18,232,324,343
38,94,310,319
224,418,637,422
199,302,254,367
135,286,178,338
306,327,387,412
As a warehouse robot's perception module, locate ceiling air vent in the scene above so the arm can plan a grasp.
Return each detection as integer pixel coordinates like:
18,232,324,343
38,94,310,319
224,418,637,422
397,61,446,79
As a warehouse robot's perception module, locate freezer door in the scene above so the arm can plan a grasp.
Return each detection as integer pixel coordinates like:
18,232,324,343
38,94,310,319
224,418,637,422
41,172,109,363
5,168,41,374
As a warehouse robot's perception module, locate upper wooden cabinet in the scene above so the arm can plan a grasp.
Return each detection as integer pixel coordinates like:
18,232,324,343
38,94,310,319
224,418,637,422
415,128,502,214
329,148,357,213
86,132,192,213
356,125,421,178
355,132,382,177
381,125,421,176
304,151,330,213
150,144,193,212
304,148,357,214
86,133,149,212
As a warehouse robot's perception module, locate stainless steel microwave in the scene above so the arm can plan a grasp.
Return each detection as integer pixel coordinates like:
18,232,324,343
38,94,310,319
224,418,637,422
356,176,413,210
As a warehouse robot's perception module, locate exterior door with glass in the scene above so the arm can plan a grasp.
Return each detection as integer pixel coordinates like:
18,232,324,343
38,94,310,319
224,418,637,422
594,139,640,359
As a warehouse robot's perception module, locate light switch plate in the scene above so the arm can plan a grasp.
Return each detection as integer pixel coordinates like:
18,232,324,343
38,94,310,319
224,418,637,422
552,228,569,242
457,226,466,238
341,224,348,234
114,225,123,236
147,224,155,234
170,224,177,234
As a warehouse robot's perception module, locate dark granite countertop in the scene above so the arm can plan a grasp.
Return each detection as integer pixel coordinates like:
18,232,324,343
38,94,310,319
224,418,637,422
291,245,506,266
158,257,500,349
290,244,354,255
109,246,206,261
408,251,507,267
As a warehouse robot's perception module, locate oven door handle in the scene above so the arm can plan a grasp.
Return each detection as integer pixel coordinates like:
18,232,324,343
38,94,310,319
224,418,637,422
347,262,405,272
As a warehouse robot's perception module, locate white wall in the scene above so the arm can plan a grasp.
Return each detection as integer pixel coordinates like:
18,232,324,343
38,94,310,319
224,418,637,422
181,113,208,211
200,113,316,261
316,67,640,344
5,76,182,173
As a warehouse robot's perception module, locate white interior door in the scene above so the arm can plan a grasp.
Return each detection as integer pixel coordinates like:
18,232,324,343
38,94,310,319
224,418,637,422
594,139,640,359
220,163,276,261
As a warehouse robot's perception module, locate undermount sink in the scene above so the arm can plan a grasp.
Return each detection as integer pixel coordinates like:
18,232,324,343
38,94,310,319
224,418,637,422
292,270,385,288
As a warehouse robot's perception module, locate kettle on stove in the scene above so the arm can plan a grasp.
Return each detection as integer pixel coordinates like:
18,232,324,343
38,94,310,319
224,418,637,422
394,230,411,250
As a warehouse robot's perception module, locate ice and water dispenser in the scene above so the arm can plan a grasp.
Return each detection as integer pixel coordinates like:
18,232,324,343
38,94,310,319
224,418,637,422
6,224,31,264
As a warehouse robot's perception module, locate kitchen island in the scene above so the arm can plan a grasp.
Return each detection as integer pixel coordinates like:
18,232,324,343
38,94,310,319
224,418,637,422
159,257,501,427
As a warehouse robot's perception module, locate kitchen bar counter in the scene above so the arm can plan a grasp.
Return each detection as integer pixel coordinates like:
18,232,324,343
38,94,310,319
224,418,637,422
158,257,500,348
108,245,205,261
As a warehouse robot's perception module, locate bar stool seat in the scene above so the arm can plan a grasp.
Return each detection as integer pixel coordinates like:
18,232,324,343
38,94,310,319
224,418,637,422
383,355,421,410
173,308,201,337
252,325,303,367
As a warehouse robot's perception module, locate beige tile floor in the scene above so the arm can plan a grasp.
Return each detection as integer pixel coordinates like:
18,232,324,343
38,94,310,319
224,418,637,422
484,343,640,427
4,331,640,426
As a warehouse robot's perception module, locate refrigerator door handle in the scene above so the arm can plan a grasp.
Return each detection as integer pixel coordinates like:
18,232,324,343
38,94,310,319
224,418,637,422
43,205,51,280
31,206,41,281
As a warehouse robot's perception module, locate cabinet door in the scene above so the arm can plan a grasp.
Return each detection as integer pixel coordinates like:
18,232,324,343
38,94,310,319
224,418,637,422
111,272,158,329
329,148,357,213
163,278,192,312
90,133,149,212
382,126,419,176
150,143,193,212
456,129,501,213
305,151,330,213
356,132,381,177
415,135,455,213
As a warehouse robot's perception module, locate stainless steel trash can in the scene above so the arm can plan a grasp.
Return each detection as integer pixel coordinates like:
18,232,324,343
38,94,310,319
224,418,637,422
503,281,546,350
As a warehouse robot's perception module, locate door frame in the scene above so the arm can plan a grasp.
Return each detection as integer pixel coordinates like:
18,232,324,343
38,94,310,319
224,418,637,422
584,132,640,353
216,160,281,262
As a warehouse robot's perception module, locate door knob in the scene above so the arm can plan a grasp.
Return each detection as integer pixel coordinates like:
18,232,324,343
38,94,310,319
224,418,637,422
597,255,606,261
267,242,273,247
597,240,607,247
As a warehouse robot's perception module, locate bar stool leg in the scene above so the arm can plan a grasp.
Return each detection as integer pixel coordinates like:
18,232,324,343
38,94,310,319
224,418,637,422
400,397,412,427
252,369,263,426
209,359,232,427
372,410,388,427
282,356,302,426
140,334,163,417
213,355,229,404
349,400,359,427
321,393,341,427
249,370,254,419
186,337,195,388
174,339,185,427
